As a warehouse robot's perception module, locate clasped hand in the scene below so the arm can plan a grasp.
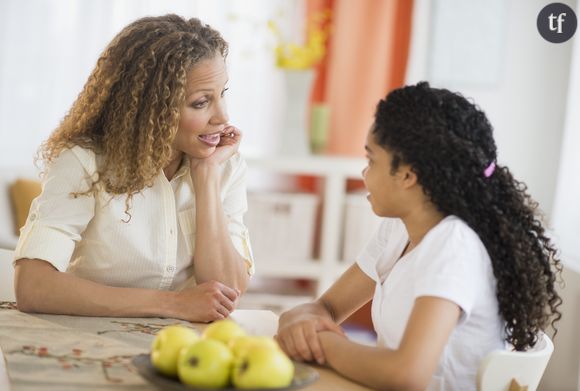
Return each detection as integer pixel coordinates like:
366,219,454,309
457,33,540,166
276,313,346,365
175,280,240,323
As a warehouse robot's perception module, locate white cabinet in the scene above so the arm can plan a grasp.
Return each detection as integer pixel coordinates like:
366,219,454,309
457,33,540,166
240,155,376,312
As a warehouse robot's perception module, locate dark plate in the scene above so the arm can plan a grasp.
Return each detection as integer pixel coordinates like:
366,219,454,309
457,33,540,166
131,353,319,391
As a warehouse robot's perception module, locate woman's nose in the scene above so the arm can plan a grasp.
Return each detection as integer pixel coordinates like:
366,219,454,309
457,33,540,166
213,99,229,125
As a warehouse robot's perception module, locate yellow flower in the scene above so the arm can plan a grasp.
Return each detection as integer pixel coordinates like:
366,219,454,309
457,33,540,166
268,10,331,70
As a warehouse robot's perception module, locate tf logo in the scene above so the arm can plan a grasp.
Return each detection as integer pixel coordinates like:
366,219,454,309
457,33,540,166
537,3,577,43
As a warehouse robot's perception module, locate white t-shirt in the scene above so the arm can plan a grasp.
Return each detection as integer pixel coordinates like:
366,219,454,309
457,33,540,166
357,215,505,391
14,146,255,291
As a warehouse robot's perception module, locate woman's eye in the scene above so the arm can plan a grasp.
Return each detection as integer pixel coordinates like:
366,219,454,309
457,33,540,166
192,100,208,109
221,87,229,98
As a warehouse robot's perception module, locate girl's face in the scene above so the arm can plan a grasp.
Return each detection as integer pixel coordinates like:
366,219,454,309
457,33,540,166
172,55,229,159
362,131,410,217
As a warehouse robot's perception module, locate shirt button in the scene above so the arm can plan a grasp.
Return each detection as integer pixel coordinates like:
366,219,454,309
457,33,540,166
166,265,175,272
29,213,37,221
169,229,174,235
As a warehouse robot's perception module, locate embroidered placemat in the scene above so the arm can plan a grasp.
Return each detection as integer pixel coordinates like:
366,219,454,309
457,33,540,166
0,301,198,390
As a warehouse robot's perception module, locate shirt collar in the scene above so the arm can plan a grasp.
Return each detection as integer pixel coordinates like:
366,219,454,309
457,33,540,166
171,154,190,182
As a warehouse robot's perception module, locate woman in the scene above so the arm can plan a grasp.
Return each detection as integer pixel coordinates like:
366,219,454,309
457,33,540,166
276,82,562,390
13,15,254,323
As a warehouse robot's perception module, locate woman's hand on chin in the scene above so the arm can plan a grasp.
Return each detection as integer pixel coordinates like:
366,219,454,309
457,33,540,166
190,125,242,171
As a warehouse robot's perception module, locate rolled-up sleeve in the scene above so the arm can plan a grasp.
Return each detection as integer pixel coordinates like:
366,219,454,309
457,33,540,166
14,147,96,272
222,154,255,276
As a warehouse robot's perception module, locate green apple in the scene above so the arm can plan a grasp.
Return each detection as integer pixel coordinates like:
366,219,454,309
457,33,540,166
202,319,246,345
178,339,234,389
150,325,199,377
228,335,280,358
232,346,294,389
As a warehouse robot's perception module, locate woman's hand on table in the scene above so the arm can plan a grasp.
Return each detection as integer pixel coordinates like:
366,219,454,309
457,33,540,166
275,313,346,365
174,280,240,323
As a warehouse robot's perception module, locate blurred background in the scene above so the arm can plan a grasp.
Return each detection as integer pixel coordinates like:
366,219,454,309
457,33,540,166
0,0,579,390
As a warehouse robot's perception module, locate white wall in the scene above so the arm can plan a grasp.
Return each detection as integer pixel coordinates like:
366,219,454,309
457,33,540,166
552,13,580,275
406,0,573,219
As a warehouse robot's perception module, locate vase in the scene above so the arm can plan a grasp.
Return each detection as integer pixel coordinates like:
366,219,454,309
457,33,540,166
279,69,315,156
310,103,330,154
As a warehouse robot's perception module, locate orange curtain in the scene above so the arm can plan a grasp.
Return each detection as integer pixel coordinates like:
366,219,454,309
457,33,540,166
304,0,414,330
308,0,414,157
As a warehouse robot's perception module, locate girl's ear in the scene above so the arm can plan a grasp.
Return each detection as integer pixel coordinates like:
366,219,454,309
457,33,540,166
399,165,418,189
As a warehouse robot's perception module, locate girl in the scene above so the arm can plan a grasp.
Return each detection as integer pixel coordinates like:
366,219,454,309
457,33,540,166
13,15,254,323
276,82,562,390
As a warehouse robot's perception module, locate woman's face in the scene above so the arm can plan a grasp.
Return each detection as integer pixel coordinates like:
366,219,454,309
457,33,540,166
172,55,230,159
362,131,408,217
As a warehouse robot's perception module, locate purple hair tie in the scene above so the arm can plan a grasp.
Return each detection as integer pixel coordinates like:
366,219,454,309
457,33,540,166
484,161,496,178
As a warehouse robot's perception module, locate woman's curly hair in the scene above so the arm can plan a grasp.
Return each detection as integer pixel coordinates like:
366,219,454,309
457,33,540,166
38,14,227,206
373,81,562,351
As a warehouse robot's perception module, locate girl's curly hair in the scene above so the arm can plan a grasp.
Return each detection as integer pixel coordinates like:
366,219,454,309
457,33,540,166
38,14,227,205
373,81,562,351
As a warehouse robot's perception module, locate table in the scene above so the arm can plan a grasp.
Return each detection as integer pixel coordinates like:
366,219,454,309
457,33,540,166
0,302,371,390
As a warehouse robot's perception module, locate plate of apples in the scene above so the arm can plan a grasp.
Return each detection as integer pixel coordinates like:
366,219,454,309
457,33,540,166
132,320,319,390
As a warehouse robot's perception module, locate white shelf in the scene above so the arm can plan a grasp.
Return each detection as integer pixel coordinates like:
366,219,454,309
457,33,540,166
245,154,369,299
254,260,323,279
255,259,351,280
246,155,366,178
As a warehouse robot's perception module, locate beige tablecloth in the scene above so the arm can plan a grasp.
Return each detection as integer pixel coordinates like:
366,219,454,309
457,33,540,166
0,302,372,391
0,302,182,390
0,302,279,390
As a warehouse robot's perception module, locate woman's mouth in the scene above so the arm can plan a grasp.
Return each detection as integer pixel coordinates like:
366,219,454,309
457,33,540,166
198,132,221,147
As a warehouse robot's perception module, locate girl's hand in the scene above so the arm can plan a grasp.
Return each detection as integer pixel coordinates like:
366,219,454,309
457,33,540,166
275,314,346,365
190,125,242,171
174,280,240,323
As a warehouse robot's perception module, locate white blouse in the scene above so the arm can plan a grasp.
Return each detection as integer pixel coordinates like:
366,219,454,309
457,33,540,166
14,146,254,291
